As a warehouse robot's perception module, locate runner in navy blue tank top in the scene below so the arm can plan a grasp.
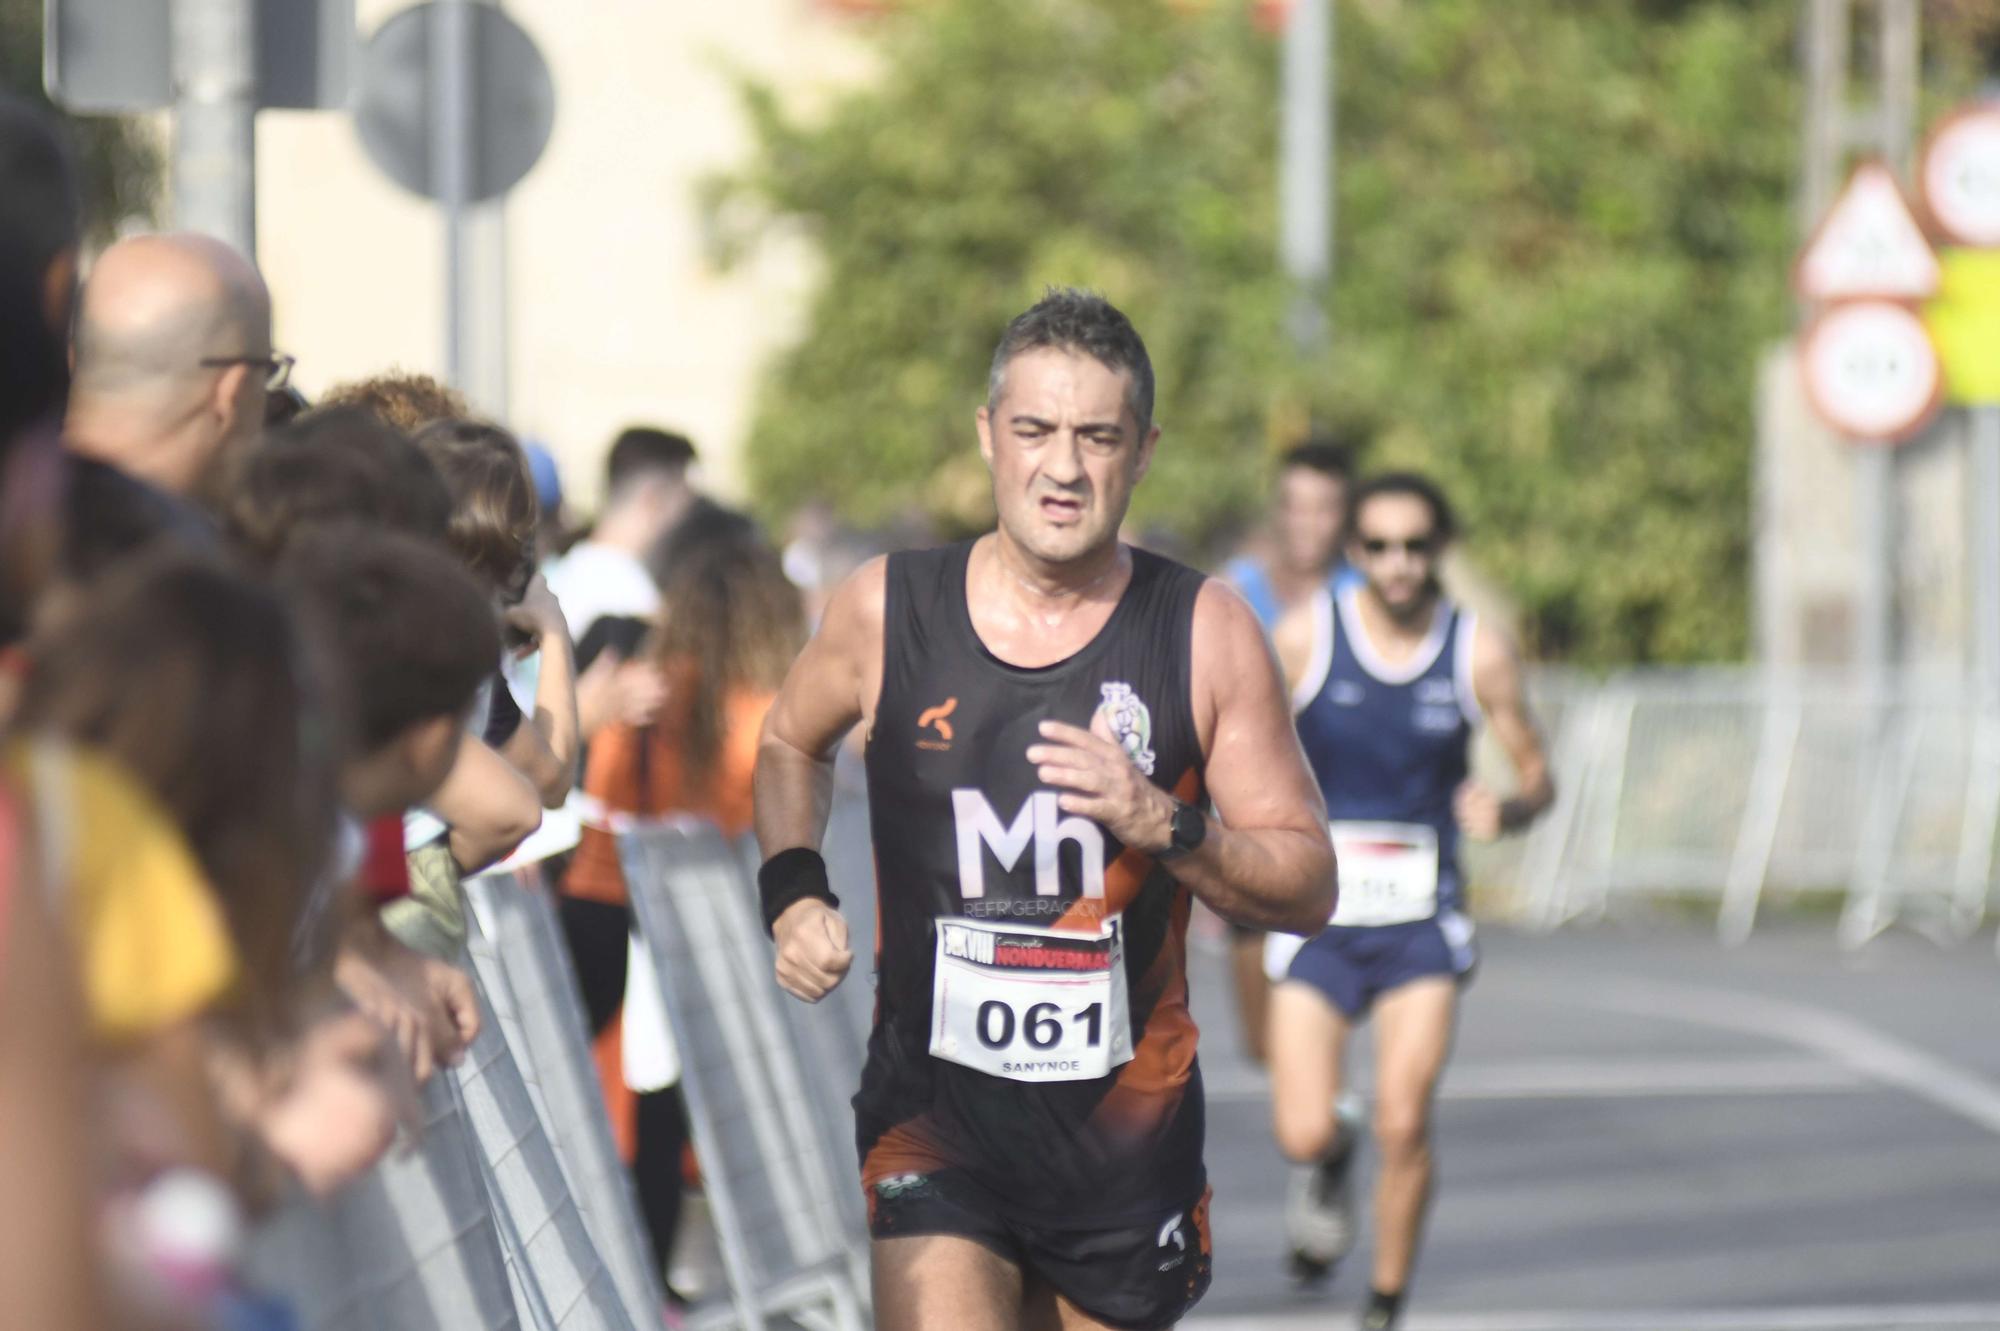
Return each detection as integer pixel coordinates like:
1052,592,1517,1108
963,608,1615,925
753,290,1336,1331
1265,473,1553,1331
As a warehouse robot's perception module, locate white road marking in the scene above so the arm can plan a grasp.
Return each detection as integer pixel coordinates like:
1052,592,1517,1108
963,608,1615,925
1592,981,2000,1137
1201,1056,1865,1104
1185,1305,2000,1330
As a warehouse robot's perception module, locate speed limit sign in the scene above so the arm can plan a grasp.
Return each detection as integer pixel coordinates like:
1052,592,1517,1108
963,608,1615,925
1799,300,1943,442
1923,102,2000,248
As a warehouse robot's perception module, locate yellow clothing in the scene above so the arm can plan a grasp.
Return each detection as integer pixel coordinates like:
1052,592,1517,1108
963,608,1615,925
5,741,239,1046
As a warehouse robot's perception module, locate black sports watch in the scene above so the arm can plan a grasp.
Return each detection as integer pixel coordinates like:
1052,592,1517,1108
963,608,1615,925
1156,798,1206,860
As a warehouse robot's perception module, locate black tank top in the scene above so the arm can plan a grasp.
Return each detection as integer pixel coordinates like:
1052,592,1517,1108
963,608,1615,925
856,539,1210,1226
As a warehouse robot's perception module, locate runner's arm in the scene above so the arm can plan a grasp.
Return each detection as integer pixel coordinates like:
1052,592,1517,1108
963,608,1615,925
753,555,885,858
1179,581,1335,931
1455,621,1553,840
1029,581,1333,933
755,559,884,1001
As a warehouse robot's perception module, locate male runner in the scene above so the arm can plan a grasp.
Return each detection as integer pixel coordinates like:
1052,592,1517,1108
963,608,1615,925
1264,472,1552,1330
1221,437,1358,1065
754,288,1337,1331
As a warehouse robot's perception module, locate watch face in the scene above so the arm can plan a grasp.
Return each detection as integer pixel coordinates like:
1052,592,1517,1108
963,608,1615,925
1173,802,1205,850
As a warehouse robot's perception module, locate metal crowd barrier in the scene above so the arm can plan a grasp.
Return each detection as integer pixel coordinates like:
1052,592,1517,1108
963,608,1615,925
1497,668,2000,949
465,868,669,1328
454,936,637,1330
247,889,644,1329
242,1073,521,1330
620,818,870,1331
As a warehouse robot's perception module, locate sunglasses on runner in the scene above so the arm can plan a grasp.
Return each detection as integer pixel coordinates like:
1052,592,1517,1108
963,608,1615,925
199,351,296,393
1358,534,1438,558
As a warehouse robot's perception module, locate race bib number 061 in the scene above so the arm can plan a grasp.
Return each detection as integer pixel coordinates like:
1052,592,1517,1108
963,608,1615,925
929,917,1133,1084
1327,821,1440,928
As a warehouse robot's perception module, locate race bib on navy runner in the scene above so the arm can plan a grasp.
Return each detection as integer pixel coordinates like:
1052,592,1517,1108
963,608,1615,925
1327,821,1440,927
929,917,1133,1083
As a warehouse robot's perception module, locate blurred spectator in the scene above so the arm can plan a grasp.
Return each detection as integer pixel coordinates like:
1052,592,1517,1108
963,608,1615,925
65,232,282,507
0,95,77,447
17,555,338,1045
220,409,512,1083
546,425,697,641
318,369,467,434
281,528,504,1084
1223,435,1360,629
0,91,102,1331
522,437,570,562
561,503,805,1286
13,554,415,1200
1219,434,1359,1065
414,418,581,810
223,406,454,567
0,822,101,1331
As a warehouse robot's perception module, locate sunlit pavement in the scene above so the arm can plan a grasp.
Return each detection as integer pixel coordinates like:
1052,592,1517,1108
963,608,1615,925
1184,921,2000,1330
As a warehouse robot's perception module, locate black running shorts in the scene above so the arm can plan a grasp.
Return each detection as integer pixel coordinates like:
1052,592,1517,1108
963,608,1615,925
868,1168,1213,1331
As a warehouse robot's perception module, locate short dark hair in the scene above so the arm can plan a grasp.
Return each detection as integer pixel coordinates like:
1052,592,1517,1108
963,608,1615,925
225,406,453,565
0,94,80,441
1348,471,1458,545
988,287,1155,431
279,526,500,753
414,417,539,601
1280,435,1356,483
606,426,696,494
0,94,80,282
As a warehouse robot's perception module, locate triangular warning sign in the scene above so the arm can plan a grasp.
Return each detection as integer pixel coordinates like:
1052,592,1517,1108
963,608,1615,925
1796,161,1940,302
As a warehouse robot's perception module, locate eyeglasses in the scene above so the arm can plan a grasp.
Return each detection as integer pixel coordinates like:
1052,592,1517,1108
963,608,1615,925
199,351,295,392
1358,535,1438,558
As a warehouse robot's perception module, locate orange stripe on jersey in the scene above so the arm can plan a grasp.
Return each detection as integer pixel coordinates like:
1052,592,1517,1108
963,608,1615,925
1092,877,1200,1135
859,1116,956,1191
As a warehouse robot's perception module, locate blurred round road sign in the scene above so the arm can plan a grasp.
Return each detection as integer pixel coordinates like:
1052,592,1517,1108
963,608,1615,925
353,3,554,204
1922,102,2000,249
1800,300,1942,443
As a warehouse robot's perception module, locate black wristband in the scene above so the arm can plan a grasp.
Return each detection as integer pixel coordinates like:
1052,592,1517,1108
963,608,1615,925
759,847,840,937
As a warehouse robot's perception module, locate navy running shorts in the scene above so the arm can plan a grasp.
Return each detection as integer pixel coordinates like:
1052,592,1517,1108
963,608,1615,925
867,1167,1212,1331
1272,912,1477,1020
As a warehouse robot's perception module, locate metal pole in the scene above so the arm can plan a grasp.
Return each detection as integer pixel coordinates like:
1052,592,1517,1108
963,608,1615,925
1799,0,1849,240
169,0,258,254
1878,0,1919,179
1855,446,1895,690
431,0,474,390
1852,0,1918,691
1973,407,2000,705
1279,0,1332,353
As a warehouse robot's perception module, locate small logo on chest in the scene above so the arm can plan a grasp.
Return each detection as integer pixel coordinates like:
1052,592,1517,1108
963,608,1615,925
917,697,957,751
1096,681,1157,776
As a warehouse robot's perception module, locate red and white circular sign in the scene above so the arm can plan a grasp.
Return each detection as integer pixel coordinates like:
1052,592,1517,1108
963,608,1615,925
1923,103,2000,248
1799,300,1942,443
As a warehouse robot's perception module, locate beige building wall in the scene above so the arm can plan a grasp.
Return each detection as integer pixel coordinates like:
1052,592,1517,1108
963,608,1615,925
253,0,874,510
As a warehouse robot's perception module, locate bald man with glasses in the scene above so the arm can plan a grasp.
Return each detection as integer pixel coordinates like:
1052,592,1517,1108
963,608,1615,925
66,232,290,505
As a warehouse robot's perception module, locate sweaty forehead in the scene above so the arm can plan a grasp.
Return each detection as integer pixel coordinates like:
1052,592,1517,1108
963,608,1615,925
997,347,1134,426
1355,492,1436,538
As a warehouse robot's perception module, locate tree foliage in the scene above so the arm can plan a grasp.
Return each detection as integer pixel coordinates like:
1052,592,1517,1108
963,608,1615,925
0,0,161,240
722,0,1805,662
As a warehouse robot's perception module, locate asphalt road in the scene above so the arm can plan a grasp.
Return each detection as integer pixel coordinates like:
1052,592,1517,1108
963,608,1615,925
1180,917,2000,1331
818,786,2000,1330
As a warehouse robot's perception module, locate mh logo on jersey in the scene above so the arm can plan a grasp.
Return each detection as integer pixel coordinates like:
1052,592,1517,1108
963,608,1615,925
952,790,1105,898
1097,682,1156,776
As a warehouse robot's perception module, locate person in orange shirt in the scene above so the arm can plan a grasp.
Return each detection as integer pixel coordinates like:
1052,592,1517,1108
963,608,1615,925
562,502,806,1294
